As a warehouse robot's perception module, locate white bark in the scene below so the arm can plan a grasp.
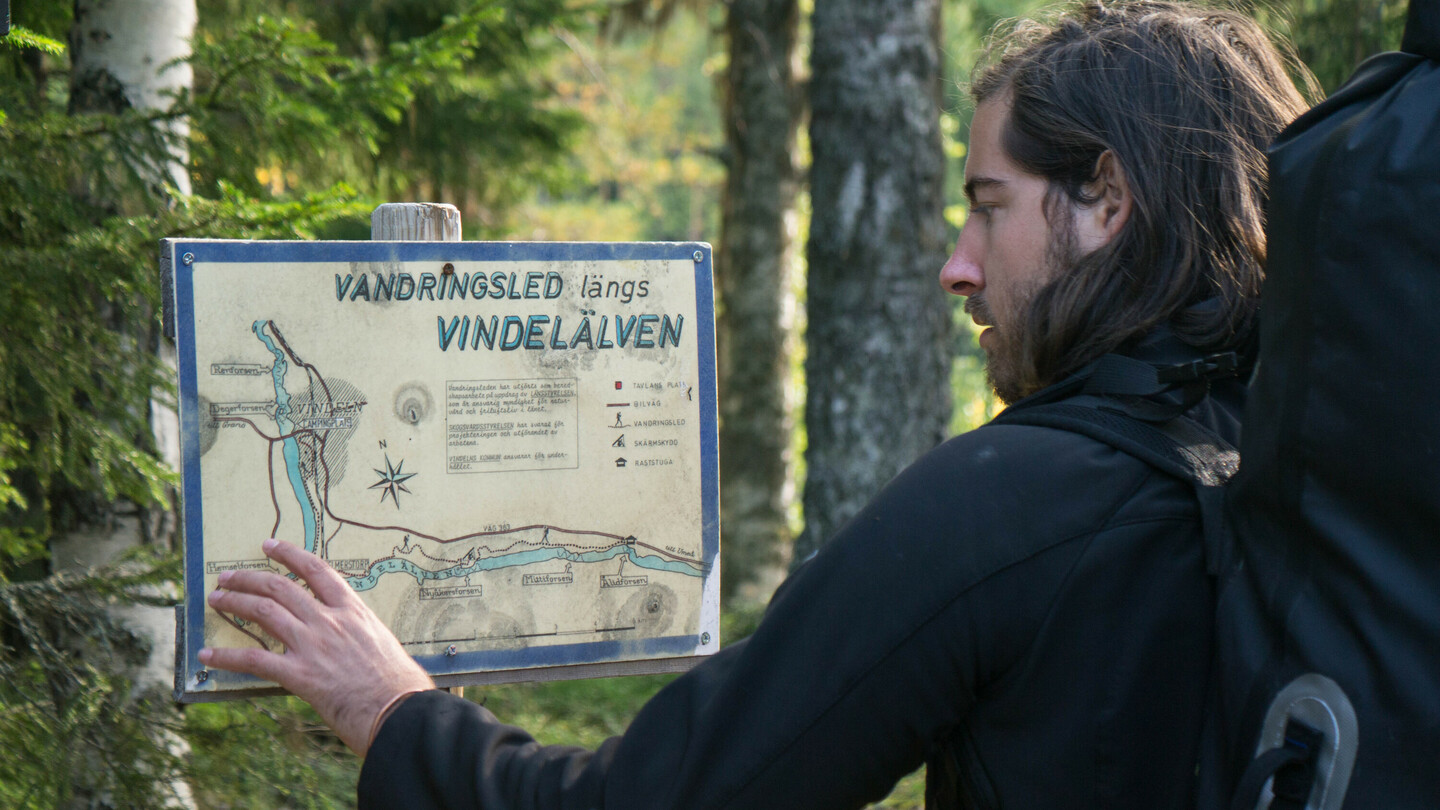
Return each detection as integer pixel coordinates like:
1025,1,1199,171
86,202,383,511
64,0,197,674
62,3,199,807
71,0,196,195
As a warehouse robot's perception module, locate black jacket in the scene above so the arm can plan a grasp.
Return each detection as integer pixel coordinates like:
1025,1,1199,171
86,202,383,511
358,332,1242,809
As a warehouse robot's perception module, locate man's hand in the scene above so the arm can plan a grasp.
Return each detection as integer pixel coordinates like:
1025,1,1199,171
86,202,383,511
199,538,434,756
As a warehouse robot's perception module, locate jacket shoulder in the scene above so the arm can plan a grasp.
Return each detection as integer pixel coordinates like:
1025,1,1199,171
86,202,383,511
891,421,1190,531
792,421,1197,606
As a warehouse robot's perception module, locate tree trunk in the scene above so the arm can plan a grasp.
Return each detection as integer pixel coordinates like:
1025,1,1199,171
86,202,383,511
70,0,194,196
716,0,802,601
797,0,951,563
59,1,197,807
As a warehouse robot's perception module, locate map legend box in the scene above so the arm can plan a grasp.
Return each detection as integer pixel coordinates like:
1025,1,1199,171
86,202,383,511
444,378,578,473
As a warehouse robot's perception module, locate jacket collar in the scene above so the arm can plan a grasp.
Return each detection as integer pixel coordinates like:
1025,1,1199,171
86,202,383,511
1003,323,1250,414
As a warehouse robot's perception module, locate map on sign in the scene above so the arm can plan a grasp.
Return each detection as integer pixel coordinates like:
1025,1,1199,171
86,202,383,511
166,240,720,701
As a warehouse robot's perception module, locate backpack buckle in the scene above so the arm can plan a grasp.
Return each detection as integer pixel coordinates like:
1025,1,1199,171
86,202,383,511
1155,351,1239,384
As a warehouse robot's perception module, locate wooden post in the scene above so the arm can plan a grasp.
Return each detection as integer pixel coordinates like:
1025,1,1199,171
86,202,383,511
371,203,462,242
371,202,465,699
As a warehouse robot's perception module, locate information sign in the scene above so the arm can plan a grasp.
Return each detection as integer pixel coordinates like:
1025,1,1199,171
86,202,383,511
164,240,720,701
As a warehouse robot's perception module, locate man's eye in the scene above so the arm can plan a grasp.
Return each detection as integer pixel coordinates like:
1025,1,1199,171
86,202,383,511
970,203,994,218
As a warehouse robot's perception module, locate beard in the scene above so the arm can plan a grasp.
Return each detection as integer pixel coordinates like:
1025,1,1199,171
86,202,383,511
967,232,1079,406
966,291,1027,405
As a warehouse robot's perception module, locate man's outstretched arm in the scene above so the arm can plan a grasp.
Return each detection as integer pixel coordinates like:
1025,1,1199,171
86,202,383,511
199,426,1116,809
199,537,435,756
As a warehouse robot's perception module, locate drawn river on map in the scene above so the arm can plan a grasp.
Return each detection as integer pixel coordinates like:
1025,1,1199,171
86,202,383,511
246,318,705,597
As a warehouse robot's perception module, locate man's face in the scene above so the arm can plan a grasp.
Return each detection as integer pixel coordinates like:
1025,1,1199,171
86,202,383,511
940,97,1071,404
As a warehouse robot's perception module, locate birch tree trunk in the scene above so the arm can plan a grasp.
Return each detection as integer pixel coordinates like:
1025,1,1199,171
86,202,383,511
56,1,197,806
716,0,802,600
796,0,951,563
70,0,194,196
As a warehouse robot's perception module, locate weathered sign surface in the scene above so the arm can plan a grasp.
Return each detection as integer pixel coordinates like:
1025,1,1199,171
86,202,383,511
165,240,719,701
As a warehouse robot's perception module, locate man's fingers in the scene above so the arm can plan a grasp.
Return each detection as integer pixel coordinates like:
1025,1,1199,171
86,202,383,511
198,645,294,687
263,538,356,607
217,567,323,623
208,588,305,649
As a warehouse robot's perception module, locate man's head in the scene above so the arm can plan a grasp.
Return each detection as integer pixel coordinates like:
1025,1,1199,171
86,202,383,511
941,0,1314,403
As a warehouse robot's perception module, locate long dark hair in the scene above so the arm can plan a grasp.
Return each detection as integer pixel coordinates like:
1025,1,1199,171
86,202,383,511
972,0,1316,396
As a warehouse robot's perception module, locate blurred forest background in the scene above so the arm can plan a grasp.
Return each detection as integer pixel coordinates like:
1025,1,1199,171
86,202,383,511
0,0,1405,806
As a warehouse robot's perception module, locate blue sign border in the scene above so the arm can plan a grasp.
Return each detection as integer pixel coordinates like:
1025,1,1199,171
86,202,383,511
169,240,720,699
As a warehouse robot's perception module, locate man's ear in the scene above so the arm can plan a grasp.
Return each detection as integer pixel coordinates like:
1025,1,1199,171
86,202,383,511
1074,150,1132,252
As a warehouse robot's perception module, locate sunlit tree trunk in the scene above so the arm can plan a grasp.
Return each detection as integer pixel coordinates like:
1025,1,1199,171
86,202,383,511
59,1,197,806
70,0,194,197
716,0,802,601
797,0,951,563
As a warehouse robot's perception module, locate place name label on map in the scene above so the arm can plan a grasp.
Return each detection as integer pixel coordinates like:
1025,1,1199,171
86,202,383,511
206,559,278,574
522,572,575,586
327,558,369,574
446,378,579,473
600,575,649,588
210,363,270,376
297,415,354,430
210,402,272,416
419,584,484,600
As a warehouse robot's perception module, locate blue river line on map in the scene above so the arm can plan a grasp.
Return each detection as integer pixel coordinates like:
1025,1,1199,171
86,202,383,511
255,321,321,553
345,544,702,592
252,319,702,593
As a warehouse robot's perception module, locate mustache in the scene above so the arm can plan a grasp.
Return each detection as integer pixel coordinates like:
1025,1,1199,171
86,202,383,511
963,293,993,327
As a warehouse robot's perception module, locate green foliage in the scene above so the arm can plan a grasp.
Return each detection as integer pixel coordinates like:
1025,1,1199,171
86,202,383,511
511,6,725,242
0,0,588,567
185,698,359,809
1261,0,1407,93
0,108,176,558
480,672,680,749
0,1,596,804
0,548,183,808
189,0,585,234
0,26,66,56
0,100,367,561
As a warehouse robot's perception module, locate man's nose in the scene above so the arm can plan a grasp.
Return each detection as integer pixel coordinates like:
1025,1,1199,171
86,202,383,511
939,236,983,297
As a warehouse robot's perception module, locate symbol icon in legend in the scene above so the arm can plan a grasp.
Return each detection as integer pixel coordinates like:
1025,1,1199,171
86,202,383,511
612,434,625,448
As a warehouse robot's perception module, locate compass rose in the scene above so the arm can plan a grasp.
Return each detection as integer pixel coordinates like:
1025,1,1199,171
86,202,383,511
370,454,417,508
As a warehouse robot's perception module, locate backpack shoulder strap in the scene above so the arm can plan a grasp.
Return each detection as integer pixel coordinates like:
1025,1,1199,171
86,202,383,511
991,395,1238,575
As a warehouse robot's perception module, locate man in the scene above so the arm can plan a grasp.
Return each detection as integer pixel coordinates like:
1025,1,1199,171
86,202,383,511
201,3,1313,807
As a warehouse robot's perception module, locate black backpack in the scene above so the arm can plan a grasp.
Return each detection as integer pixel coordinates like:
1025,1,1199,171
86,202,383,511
1001,6,1440,804
1198,2,1440,808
